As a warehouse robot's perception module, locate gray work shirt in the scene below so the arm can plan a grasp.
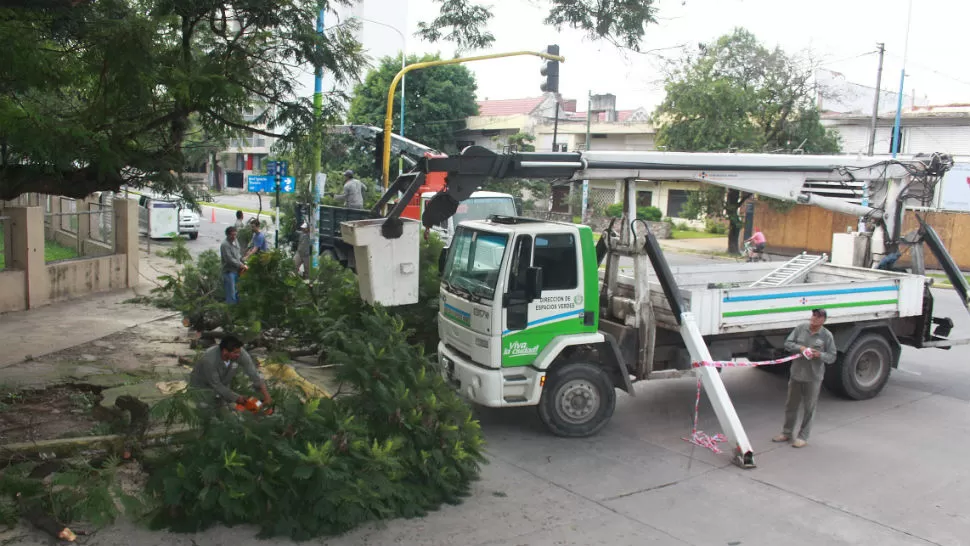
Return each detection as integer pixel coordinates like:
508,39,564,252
335,178,366,209
297,231,311,257
784,323,837,382
220,238,244,274
188,345,265,403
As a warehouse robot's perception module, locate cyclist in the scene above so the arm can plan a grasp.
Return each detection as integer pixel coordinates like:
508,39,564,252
744,227,767,260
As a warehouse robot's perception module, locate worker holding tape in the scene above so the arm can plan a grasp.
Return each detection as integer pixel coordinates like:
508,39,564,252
773,308,837,448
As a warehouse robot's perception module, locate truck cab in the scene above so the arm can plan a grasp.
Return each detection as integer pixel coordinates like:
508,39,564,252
438,217,626,437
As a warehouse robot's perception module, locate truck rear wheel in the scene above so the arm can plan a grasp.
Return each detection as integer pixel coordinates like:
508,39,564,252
824,333,893,400
538,362,616,438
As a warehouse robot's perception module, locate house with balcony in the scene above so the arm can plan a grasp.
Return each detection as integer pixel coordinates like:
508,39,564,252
214,106,279,191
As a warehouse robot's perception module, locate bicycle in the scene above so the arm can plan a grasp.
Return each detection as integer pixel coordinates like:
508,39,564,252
740,240,771,263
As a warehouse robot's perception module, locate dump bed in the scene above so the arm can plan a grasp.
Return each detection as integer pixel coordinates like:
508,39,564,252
615,260,930,337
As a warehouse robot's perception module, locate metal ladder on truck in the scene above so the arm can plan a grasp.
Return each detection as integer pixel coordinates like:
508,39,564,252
750,252,828,287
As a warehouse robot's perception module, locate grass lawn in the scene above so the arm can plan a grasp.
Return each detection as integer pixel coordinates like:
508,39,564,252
0,227,80,269
927,272,970,289
672,230,726,239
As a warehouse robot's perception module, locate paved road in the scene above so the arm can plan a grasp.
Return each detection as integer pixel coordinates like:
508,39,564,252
13,287,965,545
145,203,281,258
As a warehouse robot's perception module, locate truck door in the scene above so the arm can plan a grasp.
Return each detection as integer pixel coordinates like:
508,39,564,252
502,232,585,367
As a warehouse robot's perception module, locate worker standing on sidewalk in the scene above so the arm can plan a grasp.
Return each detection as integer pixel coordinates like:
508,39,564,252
220,227,247,304
773,308,837,448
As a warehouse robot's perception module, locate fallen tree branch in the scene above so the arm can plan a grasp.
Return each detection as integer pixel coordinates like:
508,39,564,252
0,426,195,464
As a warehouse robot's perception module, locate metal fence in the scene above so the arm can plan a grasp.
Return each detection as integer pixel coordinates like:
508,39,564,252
587,187,618,216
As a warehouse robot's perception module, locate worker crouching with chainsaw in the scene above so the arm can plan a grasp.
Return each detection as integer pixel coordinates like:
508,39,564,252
189,335,272,415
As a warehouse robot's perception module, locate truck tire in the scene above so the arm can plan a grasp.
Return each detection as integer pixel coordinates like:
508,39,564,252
189,232,199,240
538,362,616,438
824,333,893,400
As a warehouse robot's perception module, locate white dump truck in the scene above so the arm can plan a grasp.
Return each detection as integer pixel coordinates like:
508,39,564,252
343,146,968,468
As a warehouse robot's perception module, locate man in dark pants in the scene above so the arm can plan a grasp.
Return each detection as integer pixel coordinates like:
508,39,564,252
189,335,272,410
220,226,247,304
773,308,837,448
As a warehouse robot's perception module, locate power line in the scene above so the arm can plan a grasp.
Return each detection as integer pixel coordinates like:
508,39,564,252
882,51,970,88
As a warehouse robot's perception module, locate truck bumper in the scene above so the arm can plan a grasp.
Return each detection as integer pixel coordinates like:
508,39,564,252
438,342,544,407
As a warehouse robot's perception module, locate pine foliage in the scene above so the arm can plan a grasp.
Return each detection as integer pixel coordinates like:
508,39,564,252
143,238,484,540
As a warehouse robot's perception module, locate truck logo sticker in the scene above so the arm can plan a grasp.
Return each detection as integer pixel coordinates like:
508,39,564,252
503,341,539,358
473,308,490,320
443,303,470,327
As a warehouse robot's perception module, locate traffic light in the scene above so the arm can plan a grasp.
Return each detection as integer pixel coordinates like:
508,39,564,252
540,44,560,93
374,130,384,173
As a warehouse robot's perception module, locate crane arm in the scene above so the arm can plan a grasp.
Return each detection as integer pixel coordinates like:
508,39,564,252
405,146,951,245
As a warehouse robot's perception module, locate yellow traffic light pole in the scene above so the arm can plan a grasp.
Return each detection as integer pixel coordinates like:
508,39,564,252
381,50,565,190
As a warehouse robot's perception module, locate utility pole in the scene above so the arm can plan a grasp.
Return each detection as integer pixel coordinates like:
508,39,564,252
310,4,324,271
867,43,885,156
551,98,560,151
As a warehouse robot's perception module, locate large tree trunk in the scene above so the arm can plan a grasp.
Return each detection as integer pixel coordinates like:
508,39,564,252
724,189,750,255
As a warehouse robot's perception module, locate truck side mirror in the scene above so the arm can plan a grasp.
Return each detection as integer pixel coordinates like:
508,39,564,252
437,250,447,274
526,267,543,302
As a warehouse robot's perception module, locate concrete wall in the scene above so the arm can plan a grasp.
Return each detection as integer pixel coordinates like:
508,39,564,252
45,254,128,303
0,198,139,313
0,270,26,313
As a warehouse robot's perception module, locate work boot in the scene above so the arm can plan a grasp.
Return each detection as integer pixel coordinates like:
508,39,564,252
771,434,790,443
792,438,807,448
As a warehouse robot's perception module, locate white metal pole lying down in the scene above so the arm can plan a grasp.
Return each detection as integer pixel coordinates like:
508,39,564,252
679,311,756,468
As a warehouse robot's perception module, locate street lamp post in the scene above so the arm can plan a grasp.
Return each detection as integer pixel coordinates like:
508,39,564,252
353,17,407,175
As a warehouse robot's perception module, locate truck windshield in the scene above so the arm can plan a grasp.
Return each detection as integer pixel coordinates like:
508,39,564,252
453,197,516,225
443,228,508,301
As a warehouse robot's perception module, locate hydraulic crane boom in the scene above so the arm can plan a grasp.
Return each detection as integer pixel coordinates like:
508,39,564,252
406,146,951,250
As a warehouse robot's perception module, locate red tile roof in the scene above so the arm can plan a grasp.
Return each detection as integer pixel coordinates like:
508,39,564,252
567,110,640,122
476,97,546,117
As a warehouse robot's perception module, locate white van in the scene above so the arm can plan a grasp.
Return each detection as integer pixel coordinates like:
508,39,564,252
137,195,200,240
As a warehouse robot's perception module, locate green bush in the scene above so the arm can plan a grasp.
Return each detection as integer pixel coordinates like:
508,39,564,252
604,203,663,222
704,218,728,234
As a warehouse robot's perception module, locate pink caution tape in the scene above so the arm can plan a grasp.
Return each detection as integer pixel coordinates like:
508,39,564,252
683,353,801,454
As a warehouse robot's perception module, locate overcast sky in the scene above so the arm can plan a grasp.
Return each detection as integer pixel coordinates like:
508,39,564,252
391,0,970,111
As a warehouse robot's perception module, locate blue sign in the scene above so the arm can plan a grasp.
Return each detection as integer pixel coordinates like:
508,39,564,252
247,174,272,192
266,160,289,177
249,173,295,193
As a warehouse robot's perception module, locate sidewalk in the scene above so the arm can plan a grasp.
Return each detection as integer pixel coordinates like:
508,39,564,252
659,236,730,255
0,249,177,369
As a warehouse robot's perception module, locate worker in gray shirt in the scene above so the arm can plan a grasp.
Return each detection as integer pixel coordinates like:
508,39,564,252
220,226,247,304
773,308,837,448
293,222,311,279
189,335,271,409
333,170,366,209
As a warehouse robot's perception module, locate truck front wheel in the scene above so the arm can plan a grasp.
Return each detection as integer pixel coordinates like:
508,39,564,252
538,362,616,438
824,333,894,400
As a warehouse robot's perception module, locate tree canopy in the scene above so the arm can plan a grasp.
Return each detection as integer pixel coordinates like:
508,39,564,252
0,0,661,200
347,53,478,155
653,28,841,252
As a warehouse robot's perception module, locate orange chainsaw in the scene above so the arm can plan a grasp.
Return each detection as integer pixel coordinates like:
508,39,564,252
235,397,274,415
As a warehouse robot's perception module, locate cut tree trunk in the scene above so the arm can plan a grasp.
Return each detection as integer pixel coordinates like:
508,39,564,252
0,426,194,464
